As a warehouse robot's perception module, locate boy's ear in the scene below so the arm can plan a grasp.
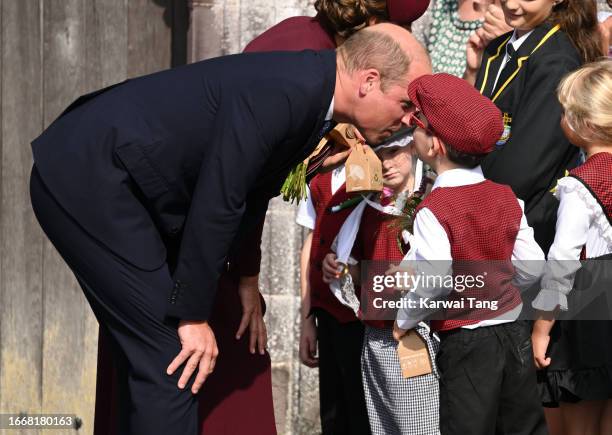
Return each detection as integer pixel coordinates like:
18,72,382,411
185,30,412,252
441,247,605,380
431,136,447,157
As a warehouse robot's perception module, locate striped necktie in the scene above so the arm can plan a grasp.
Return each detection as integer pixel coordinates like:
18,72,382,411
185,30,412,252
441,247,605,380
306,120,337,180
506,43,516,62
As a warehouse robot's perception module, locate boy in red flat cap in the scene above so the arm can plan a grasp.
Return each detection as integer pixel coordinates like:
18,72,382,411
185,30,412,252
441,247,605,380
393,73,547,435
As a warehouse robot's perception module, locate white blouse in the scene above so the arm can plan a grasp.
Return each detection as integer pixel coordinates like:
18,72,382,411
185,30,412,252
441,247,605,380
532,176,612,311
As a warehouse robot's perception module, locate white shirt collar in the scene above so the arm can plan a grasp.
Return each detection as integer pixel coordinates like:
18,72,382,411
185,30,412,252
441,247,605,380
432,166,485,190
325,97,334,121
508,29,535,53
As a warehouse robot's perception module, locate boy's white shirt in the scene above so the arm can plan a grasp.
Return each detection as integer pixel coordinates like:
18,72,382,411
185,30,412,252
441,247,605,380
295,165,346,230
396,166,546,331
329,160,424,313
325,97,334,121
329,198,369,313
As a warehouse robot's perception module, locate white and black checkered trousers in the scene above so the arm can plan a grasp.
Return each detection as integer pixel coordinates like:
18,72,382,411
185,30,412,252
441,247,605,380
361,324,440,435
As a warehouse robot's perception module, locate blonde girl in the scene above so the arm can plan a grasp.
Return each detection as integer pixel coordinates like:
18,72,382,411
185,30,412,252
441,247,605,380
532,59,612,435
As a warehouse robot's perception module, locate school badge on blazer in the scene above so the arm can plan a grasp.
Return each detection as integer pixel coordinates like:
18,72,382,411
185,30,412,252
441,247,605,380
497,112,512,148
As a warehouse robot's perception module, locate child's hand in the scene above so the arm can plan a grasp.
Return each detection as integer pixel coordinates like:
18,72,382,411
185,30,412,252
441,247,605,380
531,330,551,370
480,4,512,44
393,321,409,342
465,29,487,74
465,5,511,84
322,253,342,283
351,126,366,145
299,316,319,368
321,142,353,172
385,262,415,292
532,312,556,369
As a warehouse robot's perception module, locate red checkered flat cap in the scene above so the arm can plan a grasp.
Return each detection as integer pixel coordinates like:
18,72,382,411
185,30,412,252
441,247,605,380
387,0,430,26
407,73,503,155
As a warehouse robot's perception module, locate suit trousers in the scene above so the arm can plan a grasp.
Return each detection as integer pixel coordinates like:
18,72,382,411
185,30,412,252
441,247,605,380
30,166,198,435
437,321,547,435
314,308,370,435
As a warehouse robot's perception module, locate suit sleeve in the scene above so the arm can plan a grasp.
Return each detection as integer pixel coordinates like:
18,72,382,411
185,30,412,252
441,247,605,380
481,52,580,204
166,89,292,321
233,204,267,277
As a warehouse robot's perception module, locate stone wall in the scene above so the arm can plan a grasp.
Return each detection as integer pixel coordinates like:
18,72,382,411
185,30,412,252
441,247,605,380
187,1,320,434
262,199,320,435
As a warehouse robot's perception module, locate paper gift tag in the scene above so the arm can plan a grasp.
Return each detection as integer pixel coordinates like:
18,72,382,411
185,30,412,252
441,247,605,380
310,123,359,163
327,123,361,149
363,145,383,191
345,143,383,193
397,330,433,378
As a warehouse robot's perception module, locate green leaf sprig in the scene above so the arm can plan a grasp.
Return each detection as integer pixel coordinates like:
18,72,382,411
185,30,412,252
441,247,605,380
280,161,308,204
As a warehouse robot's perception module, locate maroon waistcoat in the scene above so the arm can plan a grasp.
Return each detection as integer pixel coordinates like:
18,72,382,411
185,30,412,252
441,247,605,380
569,152,612,258
354,205,406,329
309,172,359,322
416,180,523,331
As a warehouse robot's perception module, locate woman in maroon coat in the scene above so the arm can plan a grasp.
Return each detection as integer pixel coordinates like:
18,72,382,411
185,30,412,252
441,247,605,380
94,2,429,434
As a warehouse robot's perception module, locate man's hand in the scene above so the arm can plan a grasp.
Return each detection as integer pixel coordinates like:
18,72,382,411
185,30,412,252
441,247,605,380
167,320,218,394
299,315,319,368
236,275,267,355
393,321,409,342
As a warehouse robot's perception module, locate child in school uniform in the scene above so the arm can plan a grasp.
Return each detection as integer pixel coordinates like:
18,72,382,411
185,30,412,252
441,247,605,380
531,59,612,435
296,161,372,434
466,0,601,252
394,73,547,435
322,130,439,435
467,3,603,431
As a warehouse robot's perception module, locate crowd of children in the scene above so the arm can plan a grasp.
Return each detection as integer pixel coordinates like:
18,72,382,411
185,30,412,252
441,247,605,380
296,1,612,434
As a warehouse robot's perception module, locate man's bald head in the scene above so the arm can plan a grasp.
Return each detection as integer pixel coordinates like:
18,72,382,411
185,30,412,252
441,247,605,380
337,23,431,90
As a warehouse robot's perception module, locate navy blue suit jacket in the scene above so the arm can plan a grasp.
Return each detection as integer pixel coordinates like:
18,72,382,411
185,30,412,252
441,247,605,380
32,50,336,320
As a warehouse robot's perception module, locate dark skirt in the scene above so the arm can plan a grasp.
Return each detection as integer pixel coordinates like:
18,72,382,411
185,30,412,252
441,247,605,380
538,254,612,406
538,320,612,405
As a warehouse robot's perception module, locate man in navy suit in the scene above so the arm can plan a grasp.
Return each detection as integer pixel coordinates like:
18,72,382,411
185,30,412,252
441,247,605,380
30,24,428,434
